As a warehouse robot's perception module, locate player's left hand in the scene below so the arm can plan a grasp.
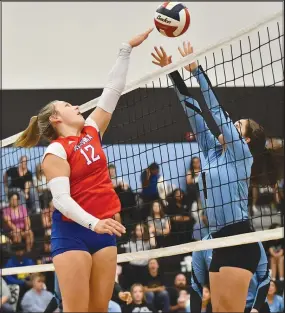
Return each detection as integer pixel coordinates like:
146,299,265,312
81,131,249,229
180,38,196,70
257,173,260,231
151,46,172,67
128,28,153,48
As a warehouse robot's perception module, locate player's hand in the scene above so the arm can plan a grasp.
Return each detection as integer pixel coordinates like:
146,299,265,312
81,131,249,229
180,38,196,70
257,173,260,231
151,46,172,67
178,41,198,72
94,219,126,237
128,28,153,48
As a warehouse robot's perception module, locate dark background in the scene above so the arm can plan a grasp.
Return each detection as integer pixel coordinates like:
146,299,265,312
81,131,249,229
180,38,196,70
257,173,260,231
1,86,284,144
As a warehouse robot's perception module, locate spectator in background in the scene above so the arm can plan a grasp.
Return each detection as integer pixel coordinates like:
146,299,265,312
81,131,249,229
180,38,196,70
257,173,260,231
251,183,279,216
4,243,35,309
143,259,170,313
185,285,212,313
1,277,14,313
108,164,129,190
3,193,34,252
166,189,194,244
186,157,202,220
147,201,171,247
33,164,52,210
121,223,156,288
3,156,39,213
168,274,190,313
176,290,190,313
125,284,156,313
141,163,160,201
268,223,284,282
41,199,54,236
21,273,54,312
266,281,284,313
108,164,137,226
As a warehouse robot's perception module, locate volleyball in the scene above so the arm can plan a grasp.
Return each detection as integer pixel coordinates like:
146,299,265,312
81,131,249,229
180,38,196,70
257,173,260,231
154,2,190,37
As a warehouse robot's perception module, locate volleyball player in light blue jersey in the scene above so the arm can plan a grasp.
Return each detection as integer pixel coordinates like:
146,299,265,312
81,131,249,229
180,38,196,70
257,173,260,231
151,42,270,312
187,234,270,313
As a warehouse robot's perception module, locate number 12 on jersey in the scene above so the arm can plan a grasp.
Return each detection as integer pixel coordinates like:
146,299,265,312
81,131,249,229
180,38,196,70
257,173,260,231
80,144,100,165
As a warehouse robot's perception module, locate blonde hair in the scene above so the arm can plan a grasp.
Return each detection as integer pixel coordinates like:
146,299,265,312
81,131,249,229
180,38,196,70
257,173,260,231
15,100,59,148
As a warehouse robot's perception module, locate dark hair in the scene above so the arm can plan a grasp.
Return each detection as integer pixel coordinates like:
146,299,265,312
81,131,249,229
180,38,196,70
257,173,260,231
11,242,26,252
190,156,200,176
131,223,150,242
149,162,159,171
108,164,116,169
150,200,165,218
148,258,159,266
8,192,20,202
172,188,185,200
245,119,278,186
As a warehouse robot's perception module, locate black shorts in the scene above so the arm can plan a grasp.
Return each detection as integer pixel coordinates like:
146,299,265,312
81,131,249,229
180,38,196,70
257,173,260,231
209,221,261,274
244,302,270,313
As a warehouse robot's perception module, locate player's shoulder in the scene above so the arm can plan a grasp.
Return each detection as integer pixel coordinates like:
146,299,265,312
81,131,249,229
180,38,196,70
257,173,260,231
42,141,67,163
84,117,100,132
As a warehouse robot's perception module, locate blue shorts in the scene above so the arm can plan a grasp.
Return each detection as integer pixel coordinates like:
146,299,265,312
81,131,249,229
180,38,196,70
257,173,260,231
51,211,116,258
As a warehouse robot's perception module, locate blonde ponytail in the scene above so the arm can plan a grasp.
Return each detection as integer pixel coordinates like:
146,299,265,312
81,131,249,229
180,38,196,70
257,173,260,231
15,116,41,148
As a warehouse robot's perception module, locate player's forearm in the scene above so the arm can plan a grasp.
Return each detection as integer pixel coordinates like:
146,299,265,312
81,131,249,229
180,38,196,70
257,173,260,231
48,177,99,230
96,43,132,115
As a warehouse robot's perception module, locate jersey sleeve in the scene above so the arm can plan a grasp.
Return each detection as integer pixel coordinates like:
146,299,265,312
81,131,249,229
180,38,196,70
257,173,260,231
192,65,252,162
42,142,67,163
169,71,222,162
85,117,100,132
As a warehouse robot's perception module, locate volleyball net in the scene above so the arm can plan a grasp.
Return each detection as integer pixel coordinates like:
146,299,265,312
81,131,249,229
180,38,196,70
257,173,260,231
1,11,284,277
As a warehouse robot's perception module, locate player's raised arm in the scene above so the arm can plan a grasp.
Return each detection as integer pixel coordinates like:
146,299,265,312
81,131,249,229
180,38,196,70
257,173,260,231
178,41,252,161
88,28,153,137
151,46,222,162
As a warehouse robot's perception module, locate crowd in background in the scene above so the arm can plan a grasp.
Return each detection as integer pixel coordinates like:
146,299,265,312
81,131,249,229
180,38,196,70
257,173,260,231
0,152,284,313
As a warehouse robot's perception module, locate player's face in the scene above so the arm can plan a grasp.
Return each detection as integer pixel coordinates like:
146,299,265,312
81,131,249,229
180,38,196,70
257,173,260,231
132,286,144,302
234,119,250,138
54,101,85,129
202,287,211,301
152,202,161,214
175,274,186,287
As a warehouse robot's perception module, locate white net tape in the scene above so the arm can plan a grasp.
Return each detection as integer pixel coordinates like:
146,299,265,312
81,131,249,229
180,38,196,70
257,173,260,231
1,227,283,275
1,10,283,276
0,10,283,148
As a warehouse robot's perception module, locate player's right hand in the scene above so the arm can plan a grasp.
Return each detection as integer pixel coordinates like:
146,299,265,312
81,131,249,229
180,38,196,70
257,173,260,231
94,219,126,237
178,41,198,72
151,46,172,67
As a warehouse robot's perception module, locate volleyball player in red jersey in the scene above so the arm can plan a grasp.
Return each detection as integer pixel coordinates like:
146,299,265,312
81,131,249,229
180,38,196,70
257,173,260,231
15,28,153,312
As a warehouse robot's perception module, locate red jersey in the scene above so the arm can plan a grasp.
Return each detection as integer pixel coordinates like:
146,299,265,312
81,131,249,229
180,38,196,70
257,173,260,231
47,121,121,222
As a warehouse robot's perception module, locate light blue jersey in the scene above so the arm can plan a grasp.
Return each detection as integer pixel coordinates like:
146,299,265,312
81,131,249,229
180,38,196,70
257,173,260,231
170,66,253,233
190,234,270,311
